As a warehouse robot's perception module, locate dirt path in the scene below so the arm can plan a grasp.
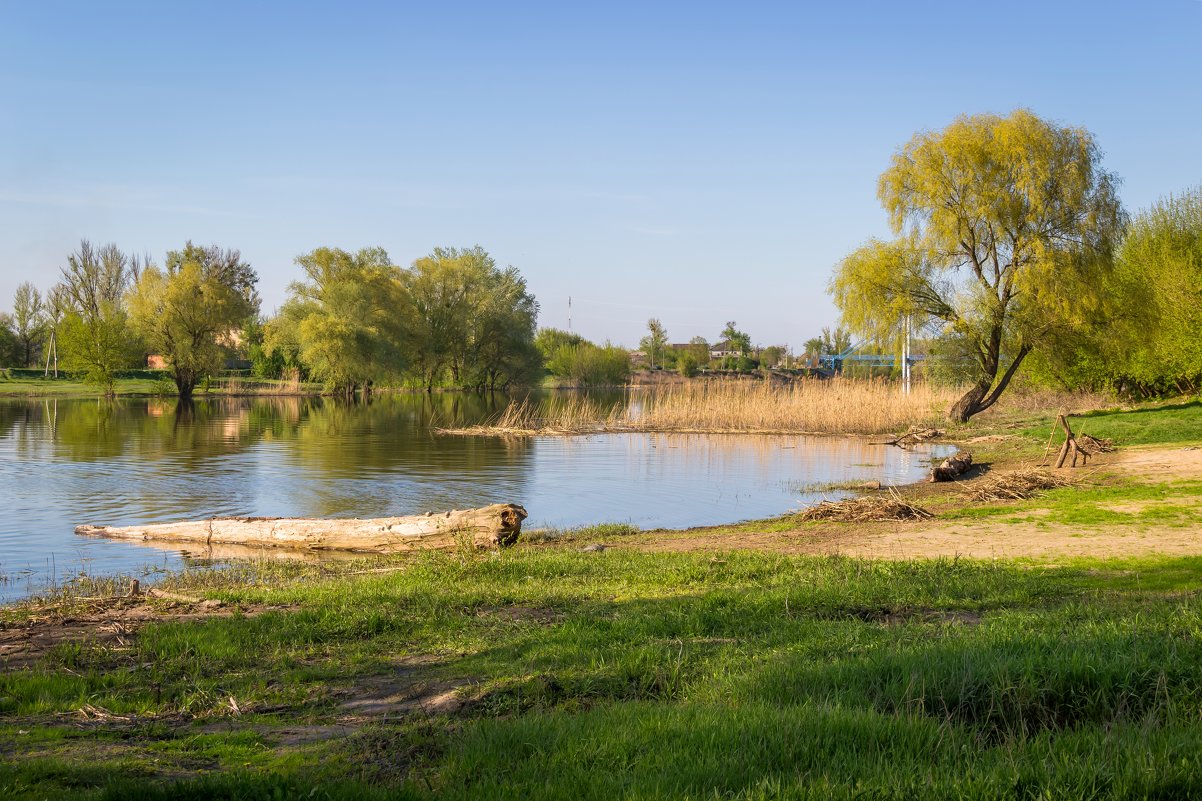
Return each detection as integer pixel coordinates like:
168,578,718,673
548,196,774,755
632,446,1202,560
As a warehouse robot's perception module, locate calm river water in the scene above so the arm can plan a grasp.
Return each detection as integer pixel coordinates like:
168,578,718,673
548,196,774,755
0,395,952,601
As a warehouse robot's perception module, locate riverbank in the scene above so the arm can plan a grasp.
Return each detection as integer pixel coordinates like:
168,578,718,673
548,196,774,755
0,373,323,398
3,400,1201,799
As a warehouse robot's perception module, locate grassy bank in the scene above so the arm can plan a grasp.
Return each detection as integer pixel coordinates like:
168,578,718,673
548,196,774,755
0,373,324,398
3,543,1202,799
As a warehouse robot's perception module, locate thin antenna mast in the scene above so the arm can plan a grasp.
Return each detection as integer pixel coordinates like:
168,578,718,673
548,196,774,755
568,296,572,332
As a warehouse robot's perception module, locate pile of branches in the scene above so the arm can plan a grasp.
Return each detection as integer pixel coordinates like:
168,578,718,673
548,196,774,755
799,489,933,522
1078,434,1114,456
965,469,1071,502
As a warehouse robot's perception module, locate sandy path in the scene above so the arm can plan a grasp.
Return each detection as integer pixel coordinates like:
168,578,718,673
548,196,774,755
634,446,1202,560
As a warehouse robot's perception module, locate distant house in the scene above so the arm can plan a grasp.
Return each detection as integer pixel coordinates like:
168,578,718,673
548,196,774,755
709,340,743,359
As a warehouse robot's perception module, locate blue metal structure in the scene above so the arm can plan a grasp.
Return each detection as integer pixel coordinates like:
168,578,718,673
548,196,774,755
818,340,925,373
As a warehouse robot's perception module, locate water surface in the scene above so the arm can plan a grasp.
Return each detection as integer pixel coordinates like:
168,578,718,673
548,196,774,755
0,395,952,601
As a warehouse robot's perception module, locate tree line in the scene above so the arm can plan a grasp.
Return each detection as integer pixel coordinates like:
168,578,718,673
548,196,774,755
1,244,541,398
830,108,1202,421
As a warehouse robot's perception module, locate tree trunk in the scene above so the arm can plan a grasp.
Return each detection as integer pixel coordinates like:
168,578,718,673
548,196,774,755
77,503,529,552
175,369,196,401
946,344,1031,423
948,381,991,423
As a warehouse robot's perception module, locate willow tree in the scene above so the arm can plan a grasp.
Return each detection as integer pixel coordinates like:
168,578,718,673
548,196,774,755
402,246,541,391
267,247,406,395
1108,188,1202,394
831,110,1125,422
128,243,260,400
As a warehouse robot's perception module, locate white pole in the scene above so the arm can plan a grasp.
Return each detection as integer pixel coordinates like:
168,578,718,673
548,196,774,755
903,315,911,394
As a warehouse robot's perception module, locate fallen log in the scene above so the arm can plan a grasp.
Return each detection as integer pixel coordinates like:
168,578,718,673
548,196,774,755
76,503,528,553
931,451,973,482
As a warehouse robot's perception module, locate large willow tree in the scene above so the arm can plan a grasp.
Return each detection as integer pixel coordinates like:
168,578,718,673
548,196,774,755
266,247,407,395
128,243,260,400
831,110,1125,422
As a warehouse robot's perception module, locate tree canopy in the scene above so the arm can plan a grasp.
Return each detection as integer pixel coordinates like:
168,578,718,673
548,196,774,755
639,319,668,369
11,282,45,368
1113,187,1202,392
719,322,751,355
831,109,1125,421
1035,186,1202,396
55,240,142,394
267,247,405,395
129,242,260,400
402,246,540,391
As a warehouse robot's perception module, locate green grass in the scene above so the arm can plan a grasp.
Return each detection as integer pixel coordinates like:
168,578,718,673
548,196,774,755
4,549,1202,798
0,374,323,397
943,478,1202,527
0,376,165,396
1004,399,1202,447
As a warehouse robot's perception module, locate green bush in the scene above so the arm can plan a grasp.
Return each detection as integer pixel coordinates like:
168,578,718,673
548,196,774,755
545,340,631,386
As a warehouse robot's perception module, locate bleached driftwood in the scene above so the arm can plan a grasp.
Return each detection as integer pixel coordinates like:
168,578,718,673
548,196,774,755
76,503,528,553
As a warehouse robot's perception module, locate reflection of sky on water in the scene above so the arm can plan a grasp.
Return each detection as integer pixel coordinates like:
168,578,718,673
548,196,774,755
0,397,953,601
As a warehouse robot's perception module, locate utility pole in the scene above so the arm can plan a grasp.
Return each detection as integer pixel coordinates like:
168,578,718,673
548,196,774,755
902,315,911,395
567,296,572,332
43,329,58,378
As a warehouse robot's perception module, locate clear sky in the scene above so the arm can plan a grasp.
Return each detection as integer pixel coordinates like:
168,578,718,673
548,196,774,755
1,0,1199,349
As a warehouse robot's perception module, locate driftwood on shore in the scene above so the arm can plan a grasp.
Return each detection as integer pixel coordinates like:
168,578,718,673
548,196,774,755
931,451,973,482
1046,413,1114,468
76,504,528,553
876,427,945,448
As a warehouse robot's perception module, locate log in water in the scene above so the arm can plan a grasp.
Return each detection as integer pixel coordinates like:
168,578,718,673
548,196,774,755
76,503,528,552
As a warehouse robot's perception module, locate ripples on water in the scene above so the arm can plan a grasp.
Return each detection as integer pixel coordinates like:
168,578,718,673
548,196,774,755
0,395,953,601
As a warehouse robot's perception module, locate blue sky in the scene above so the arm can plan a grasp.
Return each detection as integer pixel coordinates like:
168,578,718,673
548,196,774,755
1,0,1199,349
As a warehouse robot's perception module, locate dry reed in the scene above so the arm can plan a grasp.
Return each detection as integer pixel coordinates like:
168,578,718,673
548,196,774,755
441,379,961,437
440,396,627,436
799,489,934,522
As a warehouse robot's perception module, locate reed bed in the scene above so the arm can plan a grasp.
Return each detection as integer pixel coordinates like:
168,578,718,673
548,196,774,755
441,379,960,437
439,395,627,436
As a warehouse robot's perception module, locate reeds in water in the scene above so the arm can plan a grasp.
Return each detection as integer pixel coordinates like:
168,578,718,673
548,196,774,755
441,379,960,437
442,395,627,436
632,379,957,435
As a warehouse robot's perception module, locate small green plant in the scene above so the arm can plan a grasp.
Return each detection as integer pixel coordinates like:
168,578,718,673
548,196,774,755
451,526,480,562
